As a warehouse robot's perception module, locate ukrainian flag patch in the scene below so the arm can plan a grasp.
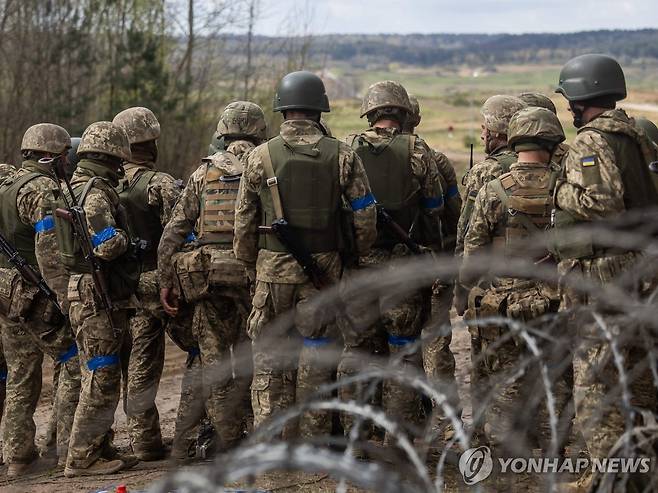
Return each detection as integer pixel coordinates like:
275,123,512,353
581,155,597,167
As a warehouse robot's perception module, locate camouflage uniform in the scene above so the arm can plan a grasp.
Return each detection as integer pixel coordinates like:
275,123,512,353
554,109,658,460
158,139,255,454
454,96,526,440
113,107,180,458
343,106,443,441
1,126,81,473
235,118,377,437
58,122,138,476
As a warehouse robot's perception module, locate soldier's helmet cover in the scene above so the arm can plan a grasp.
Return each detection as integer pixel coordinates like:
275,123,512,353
360,80,412,118
556,54,627,102
481,95,527,135
21,123,71,154
508,107,566,152
407,95,422,128
112,107,161,145
78,121,131,162
273,71,330,113
217,101,267,142
518,92,557,115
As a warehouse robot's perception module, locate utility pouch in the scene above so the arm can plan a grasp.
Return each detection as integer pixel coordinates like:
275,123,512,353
173,247,211,303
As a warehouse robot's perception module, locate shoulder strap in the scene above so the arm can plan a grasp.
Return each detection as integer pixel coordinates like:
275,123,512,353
78,177,101,206
261,143,285,221
490,177,541,234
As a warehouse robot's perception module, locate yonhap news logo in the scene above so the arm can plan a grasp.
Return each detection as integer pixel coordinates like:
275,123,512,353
459,446,494,485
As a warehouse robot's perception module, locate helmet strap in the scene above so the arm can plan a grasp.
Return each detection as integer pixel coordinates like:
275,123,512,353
569,101,585,128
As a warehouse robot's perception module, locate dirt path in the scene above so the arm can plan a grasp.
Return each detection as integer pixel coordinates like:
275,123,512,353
1,320,473,493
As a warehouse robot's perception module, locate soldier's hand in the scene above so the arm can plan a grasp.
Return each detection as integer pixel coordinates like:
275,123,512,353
160,287,180,317
454,284,469,316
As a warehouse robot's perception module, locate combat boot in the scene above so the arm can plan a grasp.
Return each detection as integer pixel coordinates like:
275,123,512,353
64,458,125,478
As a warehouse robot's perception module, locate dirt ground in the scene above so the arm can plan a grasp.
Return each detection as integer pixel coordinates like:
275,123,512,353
0,319,475,493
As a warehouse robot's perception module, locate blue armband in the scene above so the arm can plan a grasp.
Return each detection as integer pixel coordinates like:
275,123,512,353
421,196,443,209
445,185,459,199
387,334,419,346
350,193,376,211
87,354,120,371
184,232,197,244
58,344,79,364
34,215,55,233
303,337,332,348
91,226,118,248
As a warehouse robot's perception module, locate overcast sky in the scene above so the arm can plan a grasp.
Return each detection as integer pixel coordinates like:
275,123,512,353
252,0,657,35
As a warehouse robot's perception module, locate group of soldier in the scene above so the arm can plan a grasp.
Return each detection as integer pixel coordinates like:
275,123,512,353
0,51,655,490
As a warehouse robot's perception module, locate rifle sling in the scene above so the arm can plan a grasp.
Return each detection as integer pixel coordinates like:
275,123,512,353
261,146,285,221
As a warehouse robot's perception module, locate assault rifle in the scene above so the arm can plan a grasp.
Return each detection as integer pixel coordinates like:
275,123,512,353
376,207,423,255
0,231,62,313
40,157,118,336
258,219,331,290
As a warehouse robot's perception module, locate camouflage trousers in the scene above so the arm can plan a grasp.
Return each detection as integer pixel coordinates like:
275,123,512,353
121,271,165,456
66,275,130,469
186,289,252,451
248,275,340,439
0,337,6,458
422,282,461,440
337,248,430,442
0,294,80,465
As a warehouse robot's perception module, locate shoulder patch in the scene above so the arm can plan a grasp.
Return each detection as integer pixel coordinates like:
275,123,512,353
580,155,598,167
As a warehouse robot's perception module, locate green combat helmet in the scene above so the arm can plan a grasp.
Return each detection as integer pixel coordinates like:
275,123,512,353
360,80,412,119
406,95,422,130
273,71,330,113
508,107,565,152
481,95,527,135
636,117,658,145
217,101,267,142
78,121,131,162
518,92,557,115
21,123,71,155
112,107,161,145
556,54,627,102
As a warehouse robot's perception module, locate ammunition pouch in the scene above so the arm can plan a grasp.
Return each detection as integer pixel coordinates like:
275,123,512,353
464,285,509,340
0,268,19,317
505,283,560,322
173,245,249,303
0,270,64,327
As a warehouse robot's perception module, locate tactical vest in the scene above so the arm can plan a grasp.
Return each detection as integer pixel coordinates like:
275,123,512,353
259,136,342,253
352,133,419,249
117,169,161,271
553,123,658,260
0,172,43,268
489,166,554,256
198,153,241,246
53,177,140,300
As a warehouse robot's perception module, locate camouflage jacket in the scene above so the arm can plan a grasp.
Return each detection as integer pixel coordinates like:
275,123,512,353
234,120,377,284
158,140,254,289
455,144,516,257
123,161,180,227
431,146,461,250
461,161,552,288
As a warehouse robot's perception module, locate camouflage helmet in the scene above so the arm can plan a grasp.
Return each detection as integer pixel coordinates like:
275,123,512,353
112,107,160,145
636,117,658,145
556,54,626,102
216,101,267,142
407,95,422,128
480,95,527,135
78,121,131,162
508,107,565,151
360,81,412,118
518,92,557,115
21,123,71,154
273,71,330,113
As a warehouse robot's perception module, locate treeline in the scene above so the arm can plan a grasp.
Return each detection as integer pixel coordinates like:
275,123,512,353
229,29,658,68
0,0,307,178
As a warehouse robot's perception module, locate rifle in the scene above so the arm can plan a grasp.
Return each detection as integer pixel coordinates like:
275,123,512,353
258,219,331,290
0,232,62,313
376,207,423,255
469,143,474,169
40,157,118,336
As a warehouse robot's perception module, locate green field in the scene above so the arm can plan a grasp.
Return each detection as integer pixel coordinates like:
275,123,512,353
323,63,658,180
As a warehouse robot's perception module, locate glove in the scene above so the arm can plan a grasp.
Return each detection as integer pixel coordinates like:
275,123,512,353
454,284,470,317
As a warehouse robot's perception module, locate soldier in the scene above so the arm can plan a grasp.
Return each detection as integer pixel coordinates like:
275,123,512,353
461,107,567,455
234,72,377,437
0,124,81,477
159,101,267,457
112,107,181,460
518,92,571,165
342,81,443,443
454,94,526,441
403,95,462,444
635,117,658,191
53,121,141,477
552,54,658,486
